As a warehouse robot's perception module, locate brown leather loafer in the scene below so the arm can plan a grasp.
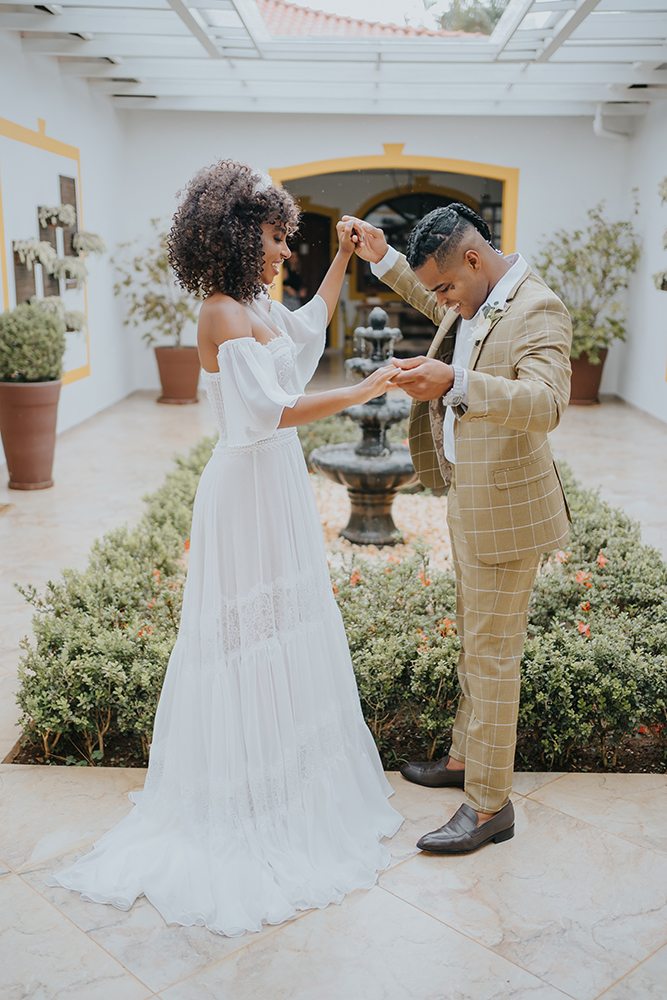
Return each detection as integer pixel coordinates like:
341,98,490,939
416,801,515,854
400,756,465,788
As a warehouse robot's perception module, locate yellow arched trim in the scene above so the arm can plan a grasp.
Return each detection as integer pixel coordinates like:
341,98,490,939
349,179,481,303
270,144,519,256
0,116,90,384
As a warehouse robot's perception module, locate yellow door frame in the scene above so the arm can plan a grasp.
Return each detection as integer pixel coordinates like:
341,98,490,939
0,116,89,385
270,144,519,351
270,143,519,254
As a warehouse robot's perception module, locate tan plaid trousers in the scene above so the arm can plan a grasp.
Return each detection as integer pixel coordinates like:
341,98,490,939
447,481,540,814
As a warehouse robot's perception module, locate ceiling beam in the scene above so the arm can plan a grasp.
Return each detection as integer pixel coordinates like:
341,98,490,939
490,0,536,58
536,0,603,62
54,57,667,85
228,0,271,57
166,0,224,59
108,94,649,116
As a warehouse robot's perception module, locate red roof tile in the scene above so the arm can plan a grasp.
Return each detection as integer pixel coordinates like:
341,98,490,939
256,0,478,38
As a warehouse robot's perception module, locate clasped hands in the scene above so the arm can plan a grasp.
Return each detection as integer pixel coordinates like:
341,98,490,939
339,215,454,402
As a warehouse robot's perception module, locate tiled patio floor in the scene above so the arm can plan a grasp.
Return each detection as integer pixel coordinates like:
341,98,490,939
1,386,667,999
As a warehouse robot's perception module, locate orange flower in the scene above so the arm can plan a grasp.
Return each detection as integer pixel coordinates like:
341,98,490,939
183,539,190,552
597,551,609,567
438,617,457,636
350,570,360,586
580,601,591,612
332,585,338,595
153,569,160,579
577,621,591,638
555,550,570,564
402,438,408,446
575,570,592,588
418,571,431,586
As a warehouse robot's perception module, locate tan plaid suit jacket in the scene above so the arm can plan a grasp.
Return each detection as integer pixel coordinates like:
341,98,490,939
380,253,572,565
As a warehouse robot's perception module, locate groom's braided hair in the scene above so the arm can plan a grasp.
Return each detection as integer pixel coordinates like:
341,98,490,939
168,160,300,302
406,203,495,271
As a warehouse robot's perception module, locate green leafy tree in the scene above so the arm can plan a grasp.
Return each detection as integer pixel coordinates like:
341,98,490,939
534,202,642,363
436,0,509,34
113,218,199,348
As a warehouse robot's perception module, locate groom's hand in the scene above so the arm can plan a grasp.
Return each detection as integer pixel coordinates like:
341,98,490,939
340,216,388,264
390,356,455,400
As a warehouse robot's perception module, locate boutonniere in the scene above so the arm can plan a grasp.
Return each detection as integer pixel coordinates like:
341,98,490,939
471,302,508,344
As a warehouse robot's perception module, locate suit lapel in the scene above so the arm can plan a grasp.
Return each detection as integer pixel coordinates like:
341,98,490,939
468,267,533,370
427,308,459,359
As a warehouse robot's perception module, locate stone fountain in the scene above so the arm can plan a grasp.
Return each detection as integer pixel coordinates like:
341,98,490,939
310,307,418,546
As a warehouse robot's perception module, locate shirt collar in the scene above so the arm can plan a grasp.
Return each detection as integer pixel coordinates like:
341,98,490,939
469,253,528,326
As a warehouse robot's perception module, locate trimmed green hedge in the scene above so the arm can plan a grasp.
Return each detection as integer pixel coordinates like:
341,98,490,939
14,426,667,769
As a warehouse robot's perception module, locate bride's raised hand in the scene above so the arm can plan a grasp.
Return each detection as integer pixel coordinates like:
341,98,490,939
336,218,359,255
354,365,398,404
341,216,389,264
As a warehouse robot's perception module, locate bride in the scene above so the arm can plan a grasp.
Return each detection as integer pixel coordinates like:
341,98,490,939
47,160,403,936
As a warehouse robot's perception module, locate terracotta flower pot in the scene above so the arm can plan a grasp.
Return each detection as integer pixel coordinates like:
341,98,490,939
154,346,200,404
569,349,608,406
0,380,61,490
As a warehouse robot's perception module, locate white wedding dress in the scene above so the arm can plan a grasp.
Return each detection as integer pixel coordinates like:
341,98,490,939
47,294,402,937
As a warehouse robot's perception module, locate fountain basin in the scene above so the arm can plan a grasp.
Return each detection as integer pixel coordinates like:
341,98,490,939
311,442,418,545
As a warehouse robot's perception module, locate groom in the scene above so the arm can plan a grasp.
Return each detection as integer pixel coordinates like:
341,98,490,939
347,204,572,853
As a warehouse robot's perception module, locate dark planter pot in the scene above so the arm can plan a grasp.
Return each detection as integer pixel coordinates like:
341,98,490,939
570,349,608,406
0,380,61,490
154,346,200,404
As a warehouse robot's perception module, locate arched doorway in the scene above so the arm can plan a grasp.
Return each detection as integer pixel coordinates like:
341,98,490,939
270,145,519,355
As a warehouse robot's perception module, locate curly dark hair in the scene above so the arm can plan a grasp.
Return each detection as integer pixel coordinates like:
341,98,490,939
406,202,495,271
167,160,300,302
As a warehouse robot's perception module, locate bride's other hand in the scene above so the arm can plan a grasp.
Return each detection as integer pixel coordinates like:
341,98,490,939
336,218,359,255
354,365,398,404
341,217,389,264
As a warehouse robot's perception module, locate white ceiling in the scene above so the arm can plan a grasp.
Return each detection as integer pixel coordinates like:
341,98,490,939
1,0,666,122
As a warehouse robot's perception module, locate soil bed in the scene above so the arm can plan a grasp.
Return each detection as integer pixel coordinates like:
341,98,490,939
9,726,666,774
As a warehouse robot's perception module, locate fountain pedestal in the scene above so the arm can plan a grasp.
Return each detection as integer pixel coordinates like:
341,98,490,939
310,308,418,546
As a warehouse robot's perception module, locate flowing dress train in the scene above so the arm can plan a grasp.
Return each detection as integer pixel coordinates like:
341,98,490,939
47,294,403,936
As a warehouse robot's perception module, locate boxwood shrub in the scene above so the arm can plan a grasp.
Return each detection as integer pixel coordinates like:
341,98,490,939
13,426,667,770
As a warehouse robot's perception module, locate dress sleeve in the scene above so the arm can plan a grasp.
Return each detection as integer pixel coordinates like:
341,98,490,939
217,337,302,447
270,294,328,391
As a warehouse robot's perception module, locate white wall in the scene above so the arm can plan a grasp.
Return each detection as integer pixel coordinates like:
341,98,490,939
3,34,661,424
120,109,632,390
0,30,129,467
607,103,667,423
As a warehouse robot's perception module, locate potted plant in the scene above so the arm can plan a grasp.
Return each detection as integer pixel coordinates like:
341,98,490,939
114,219,200,404
0,301,66,489
535,202,641,404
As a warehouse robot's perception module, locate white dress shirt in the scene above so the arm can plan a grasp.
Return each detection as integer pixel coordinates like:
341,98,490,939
371,248,528,463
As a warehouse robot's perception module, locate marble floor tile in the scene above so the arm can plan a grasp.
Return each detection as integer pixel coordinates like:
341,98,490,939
0,764,145,871
512,772,567,797
381,797,667,1000
529,772,667,856
159,885,570,1000
22,847,283,994
0,873,151,1000
597,943,667,999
